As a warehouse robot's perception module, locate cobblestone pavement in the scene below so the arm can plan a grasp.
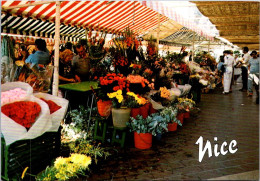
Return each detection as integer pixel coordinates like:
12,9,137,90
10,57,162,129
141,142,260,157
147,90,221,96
88,85,259,180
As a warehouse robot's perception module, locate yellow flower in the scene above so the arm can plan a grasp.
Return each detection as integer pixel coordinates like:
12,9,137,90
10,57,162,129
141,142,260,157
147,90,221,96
70,153,92,169
160,87,170,99
54,157,70,168
21,166,29,179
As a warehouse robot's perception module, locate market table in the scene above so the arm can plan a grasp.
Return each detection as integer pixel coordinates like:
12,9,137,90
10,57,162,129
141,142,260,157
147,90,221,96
58,81,99,92
59,81,99,131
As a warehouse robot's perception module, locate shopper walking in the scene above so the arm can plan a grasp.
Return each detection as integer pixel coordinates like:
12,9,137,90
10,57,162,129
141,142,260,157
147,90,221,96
239,47,251,92
223,50,234,94
247,50,259,97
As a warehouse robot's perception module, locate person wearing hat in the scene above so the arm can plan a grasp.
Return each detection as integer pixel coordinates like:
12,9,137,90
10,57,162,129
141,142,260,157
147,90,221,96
247,50,259,99
223,50,235,94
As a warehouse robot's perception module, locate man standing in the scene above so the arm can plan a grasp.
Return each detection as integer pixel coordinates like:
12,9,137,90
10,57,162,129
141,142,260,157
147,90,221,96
223,50,235,94
247,50,259,98
239,47,251,91
72,44,90,81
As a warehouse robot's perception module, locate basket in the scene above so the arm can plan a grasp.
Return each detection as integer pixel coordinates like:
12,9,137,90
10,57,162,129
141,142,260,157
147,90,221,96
1,131,60,180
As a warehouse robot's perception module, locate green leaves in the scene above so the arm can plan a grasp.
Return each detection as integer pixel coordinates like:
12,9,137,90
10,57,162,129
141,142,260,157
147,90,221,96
127,113,168,136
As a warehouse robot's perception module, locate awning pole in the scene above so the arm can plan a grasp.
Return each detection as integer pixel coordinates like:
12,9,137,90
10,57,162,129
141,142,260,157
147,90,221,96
192,32,195,61
52,1,61,96
157,13,160,50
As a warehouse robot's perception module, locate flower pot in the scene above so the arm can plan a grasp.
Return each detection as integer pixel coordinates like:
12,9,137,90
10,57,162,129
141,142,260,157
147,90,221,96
177,113,184,125
112,108,131,128
134,132,152,149
97,100,112,117
131,107,140,119
183,112,190,119
149,103,158,114
140,104,149,119
167,122,177,132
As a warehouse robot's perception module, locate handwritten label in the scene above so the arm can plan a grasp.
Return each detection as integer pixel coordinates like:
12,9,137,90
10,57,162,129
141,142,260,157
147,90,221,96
195,136,238,162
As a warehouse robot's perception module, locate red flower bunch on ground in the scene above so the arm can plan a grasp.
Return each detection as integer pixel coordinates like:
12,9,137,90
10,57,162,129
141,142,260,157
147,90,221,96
2,101,41,129
115,57,128,67
40,98,61,114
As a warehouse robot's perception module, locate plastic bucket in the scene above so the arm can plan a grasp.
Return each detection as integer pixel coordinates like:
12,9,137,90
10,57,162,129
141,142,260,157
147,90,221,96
134,132,152,149
167,122,177,132
97,100,112,117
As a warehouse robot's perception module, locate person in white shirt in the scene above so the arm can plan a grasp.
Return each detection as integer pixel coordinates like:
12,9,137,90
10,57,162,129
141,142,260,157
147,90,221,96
223,50,235,94
239,47,251,91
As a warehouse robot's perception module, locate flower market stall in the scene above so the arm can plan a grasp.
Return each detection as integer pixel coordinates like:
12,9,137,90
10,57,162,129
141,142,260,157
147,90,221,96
1,1,232,180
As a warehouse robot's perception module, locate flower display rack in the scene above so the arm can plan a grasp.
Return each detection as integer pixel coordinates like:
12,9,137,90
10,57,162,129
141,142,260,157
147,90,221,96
1,131,60,180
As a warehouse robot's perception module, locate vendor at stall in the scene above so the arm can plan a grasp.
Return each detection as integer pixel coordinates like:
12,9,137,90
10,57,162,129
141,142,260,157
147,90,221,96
59,49,81,84
72,44,91,81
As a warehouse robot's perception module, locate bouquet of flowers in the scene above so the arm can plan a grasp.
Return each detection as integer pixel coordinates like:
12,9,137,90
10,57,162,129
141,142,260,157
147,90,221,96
96,73,128,101
127,74,154,94
176,98,195,113
127,92,148,108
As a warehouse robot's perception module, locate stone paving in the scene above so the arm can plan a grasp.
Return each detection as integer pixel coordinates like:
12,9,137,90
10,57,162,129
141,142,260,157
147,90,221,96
88,84,259,180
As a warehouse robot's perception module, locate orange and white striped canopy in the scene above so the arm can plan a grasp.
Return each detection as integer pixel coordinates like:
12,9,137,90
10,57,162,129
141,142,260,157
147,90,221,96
2,1,169,34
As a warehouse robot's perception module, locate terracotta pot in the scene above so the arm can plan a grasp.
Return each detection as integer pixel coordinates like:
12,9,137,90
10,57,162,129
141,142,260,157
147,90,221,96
97,100,112,117
131,107,140,119
112,108,131,128
177,113,184,125
167,122,177,131
134,132,152,149
140,104,149,119
183,112,190,119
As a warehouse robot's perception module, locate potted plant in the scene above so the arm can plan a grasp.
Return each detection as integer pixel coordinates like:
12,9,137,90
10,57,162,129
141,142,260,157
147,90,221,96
107,90,131,129
147,113,168,141
95,73,128,117
177,98,196,120
160,106,182,132
127,115,153,149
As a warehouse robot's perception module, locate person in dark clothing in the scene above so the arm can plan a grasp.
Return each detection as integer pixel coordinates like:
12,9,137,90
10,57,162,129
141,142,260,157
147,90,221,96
239,47,250,91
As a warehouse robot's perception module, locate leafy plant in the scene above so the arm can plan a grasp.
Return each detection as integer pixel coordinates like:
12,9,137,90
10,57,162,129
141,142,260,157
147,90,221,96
67,139,110,164
147,113,168,136
127,113,169,136
159,106,182,126
62,106,97,141
127,115,150,134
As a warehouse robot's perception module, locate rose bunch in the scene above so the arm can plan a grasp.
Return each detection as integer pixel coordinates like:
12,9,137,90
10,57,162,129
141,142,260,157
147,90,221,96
40,98,61,114
2,101,41,129
1,88,27,105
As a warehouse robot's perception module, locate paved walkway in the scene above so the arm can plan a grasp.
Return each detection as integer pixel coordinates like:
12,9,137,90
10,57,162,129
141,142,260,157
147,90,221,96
88,84,259,180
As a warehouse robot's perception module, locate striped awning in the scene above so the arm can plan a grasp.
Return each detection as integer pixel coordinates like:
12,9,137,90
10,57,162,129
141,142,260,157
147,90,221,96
1,13,86,42
1,1,169,37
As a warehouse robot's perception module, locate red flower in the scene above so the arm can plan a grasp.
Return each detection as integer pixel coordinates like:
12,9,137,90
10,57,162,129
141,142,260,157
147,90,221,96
1,101,41,129
40,98,61,114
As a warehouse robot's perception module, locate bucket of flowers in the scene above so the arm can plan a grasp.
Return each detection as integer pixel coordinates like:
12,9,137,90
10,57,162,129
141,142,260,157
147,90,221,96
95,73,128,117
176,98,196,122
159,106,182,132
127,92,149,119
